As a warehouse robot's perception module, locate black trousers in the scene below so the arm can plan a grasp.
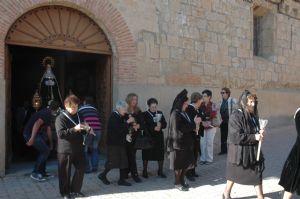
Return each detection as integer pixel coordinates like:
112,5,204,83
220,122,229,153
126,143,138,176
194,136,200,165
57,152,85,196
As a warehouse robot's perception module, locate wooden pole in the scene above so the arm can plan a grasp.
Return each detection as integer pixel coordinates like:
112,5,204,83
257,140,262,161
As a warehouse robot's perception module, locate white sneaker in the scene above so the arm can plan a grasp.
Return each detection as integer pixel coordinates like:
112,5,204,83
30,173,47,182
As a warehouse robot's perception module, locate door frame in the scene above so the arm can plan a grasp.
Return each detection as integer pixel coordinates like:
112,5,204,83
5,44,113,170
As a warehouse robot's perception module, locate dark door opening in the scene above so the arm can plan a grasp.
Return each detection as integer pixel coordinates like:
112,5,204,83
8,45,111,163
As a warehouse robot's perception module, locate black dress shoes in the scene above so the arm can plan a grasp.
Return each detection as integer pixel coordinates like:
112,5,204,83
133,175,142,183
98,173,110,185
118,180,132,186
71,192,85,197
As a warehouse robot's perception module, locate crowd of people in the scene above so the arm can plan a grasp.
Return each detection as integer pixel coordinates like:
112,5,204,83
22,88,300,199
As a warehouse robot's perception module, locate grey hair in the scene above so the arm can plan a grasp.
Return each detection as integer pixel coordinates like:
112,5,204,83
115,100,128,111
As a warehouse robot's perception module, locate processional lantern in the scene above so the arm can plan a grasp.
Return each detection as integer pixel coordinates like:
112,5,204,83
32,89,42,111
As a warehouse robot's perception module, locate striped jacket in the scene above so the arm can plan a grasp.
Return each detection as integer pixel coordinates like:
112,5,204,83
78,104,102,134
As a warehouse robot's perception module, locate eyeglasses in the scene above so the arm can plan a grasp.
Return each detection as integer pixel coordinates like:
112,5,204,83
220,92,227,94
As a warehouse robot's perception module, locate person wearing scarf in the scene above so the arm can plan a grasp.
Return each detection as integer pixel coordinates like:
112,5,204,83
223,90,265,199
166,89,201,191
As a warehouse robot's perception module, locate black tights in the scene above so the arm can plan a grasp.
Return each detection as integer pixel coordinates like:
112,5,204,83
143,160,164,173
174,169,188,185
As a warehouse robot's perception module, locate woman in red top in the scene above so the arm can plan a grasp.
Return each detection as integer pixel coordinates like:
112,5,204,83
199,89,219,165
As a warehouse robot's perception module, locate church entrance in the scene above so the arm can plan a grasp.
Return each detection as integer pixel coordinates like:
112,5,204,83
5,5,112,166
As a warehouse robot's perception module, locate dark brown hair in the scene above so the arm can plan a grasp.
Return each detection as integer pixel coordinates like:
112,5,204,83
221,87,231,96
147,98,158,106
64,95,80,106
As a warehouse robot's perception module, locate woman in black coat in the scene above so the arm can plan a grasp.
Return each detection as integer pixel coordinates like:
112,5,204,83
223,90,265,199
55,95,92,199
98,100,134,186
142,98,167,178
279,108,300,199
166,89,201,191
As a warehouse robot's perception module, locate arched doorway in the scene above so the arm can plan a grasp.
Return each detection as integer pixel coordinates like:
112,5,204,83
5,6,112,166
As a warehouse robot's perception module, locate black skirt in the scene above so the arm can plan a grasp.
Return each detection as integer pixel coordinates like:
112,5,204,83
105,145,128,169
279,143,300,195
226,162,263,185
142,133,164,161
173,149,194,170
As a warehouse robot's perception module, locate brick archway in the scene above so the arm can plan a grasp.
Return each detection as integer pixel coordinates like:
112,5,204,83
0,0,137,82
0,0,137,176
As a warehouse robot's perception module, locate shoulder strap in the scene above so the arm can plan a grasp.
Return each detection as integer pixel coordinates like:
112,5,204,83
61,111,80,126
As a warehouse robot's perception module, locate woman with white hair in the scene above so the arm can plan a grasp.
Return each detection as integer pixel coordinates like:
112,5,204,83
98,100,135,186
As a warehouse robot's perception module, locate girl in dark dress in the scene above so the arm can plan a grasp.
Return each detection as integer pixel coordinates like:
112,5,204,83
166,89,202,191
223,90,265,199
98,100,134,186
124,93,144,183
279,108,300,199
142,98,167,178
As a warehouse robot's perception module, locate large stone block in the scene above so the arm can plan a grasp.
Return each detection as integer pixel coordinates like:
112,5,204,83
160,46,169,59
167,35,179,47
184,49,197,62
203,64,216,76
237,48,250,58
205,42,218,53
170,47,184,60
192,63,204,74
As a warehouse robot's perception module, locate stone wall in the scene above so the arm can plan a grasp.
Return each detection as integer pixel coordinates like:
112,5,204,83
110,0,300,89
1,0,300,176
109,0,300,119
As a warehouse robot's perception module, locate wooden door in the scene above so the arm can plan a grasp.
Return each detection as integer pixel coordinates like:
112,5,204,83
96,56,112,152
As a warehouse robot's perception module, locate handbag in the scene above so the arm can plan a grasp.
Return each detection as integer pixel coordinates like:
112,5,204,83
134,130,153,150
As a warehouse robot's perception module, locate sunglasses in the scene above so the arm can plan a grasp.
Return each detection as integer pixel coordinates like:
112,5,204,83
220,92,227,94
